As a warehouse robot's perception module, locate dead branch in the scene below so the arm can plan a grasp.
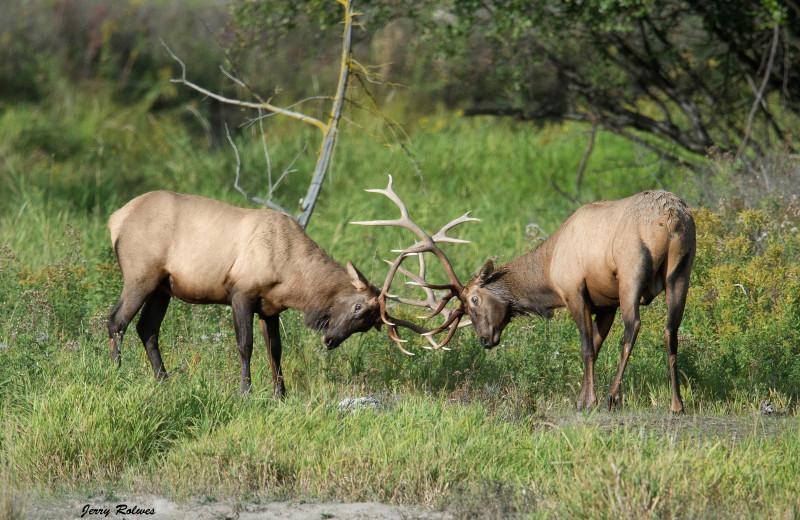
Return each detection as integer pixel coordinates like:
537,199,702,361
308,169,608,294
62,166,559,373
161,0,358,231
297,0,355,229
226,124,292,214
163,40,326,133
737,23,780,159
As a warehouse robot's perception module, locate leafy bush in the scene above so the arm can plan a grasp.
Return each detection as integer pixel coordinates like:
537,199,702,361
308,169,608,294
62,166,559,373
680,203,800,396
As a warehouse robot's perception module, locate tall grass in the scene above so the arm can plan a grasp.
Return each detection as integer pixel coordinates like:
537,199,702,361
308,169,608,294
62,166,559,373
1,85,799,517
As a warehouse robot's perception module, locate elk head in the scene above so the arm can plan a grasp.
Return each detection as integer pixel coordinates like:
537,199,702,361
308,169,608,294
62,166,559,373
352,175,479,354
316,260,383,350
461,259,513,349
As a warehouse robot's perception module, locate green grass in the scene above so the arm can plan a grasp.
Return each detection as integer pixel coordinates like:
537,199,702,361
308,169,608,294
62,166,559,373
1,83,800,518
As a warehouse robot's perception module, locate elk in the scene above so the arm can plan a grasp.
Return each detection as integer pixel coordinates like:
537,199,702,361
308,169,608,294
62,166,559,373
107,190,386,397
362,184,696,413
461,190,696,413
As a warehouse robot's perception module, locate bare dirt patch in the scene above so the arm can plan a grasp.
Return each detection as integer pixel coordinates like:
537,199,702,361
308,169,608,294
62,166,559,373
24,493,452,520
541,408,796,443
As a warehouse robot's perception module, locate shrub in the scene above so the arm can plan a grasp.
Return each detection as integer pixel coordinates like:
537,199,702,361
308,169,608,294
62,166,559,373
681,201,800,396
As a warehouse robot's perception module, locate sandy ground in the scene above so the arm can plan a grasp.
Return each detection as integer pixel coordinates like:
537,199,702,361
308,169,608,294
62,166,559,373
16,411,789,519
23,493,452,520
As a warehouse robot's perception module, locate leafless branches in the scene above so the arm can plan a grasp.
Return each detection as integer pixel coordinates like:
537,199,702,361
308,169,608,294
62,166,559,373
162,0,357,230
737,23,781,160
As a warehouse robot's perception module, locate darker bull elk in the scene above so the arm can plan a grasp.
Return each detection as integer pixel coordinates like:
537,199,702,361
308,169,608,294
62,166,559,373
364,184,696,413
462,191,696,413
107,190,384,396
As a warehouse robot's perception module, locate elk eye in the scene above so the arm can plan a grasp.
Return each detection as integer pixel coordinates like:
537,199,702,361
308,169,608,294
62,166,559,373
470,296,478,305
354,303,363,313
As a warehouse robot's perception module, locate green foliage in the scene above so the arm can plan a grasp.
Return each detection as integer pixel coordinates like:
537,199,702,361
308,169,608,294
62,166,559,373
0,0,228,104
1,66,799,516
370,0,800,162
681,204,800,396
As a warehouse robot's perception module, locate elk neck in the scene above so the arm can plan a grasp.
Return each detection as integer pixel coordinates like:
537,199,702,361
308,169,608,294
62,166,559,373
280,248,360,328
493,235,563,319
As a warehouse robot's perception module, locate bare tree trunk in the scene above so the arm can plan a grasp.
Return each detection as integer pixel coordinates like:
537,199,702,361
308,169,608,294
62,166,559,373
165,0,356,230
298,0,354,229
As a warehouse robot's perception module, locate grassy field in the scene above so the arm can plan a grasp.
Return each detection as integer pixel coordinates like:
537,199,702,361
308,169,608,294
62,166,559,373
1,82,800,518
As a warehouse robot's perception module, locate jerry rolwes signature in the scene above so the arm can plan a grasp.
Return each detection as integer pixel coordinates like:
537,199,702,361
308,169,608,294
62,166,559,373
81,504,155,517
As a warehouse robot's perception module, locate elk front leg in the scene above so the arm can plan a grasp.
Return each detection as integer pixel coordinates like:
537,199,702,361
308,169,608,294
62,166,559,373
569,295,597,411
259,314,286,399
231,294,255,395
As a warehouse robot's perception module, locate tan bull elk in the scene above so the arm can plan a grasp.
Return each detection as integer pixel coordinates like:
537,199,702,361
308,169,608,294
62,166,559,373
365,184,696,413
107,190,386,396
462,190,696,413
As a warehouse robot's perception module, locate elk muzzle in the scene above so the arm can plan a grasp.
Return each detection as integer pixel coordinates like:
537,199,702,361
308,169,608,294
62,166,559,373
323,335,344,350
477,327,502,349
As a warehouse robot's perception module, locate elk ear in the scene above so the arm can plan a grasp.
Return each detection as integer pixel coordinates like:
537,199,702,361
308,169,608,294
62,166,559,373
475,259,495,285
346,260,370,290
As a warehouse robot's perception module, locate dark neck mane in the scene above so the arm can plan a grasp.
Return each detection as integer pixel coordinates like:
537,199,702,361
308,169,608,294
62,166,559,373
281,244,355,324
490,236,563,319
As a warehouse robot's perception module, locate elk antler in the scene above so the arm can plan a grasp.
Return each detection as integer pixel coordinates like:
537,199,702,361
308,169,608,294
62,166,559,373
352,175,479,353
388,255,473,326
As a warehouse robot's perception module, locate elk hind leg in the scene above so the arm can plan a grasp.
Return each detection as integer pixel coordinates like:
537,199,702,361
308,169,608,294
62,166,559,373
108,279,160,367
135,290,171,381
665,263,691,413
606,291,641,410
592,308,616,360
259,314,286,399
231,294,255,395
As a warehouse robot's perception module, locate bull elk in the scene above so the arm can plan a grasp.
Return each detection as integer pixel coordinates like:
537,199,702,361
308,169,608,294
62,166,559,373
462,190,696,413
107,190,387,396
362,182,696,413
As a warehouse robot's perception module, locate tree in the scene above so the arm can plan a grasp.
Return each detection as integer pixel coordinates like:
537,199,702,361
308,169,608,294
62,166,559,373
166,0,357,230
411,0,799,166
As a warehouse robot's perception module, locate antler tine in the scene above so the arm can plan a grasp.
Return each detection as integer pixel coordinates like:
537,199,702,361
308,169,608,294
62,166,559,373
384,254,465,351
378,255,455,350
372,252,440,351
353,175,466,294
420,306,465,350
386,256,449,317
377,293,417,355
422,317,460,351
382,256,435,307
352,175,479,351
431,212,482,244
351,174,428,240
386,314,440,350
